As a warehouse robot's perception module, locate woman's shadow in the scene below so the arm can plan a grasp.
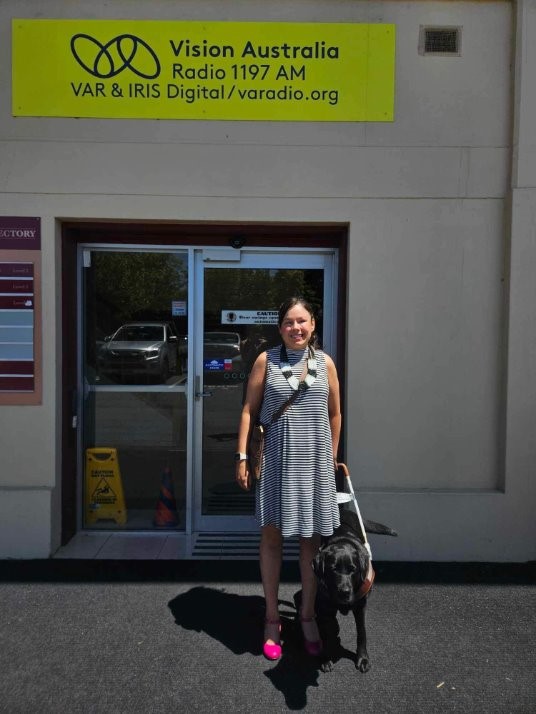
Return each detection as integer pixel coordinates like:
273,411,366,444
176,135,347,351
168,586,322,710
168,586,264,655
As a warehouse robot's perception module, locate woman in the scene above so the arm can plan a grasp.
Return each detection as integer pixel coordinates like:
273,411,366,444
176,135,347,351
235,297,341,661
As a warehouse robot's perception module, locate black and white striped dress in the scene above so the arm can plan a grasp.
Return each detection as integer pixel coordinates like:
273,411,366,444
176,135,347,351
255,345,340,538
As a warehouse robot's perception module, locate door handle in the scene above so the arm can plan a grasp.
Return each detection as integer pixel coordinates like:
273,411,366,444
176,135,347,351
195,375,213,400
71,388,78,429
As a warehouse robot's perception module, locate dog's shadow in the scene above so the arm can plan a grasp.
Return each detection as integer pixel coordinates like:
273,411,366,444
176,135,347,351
168,586,346,710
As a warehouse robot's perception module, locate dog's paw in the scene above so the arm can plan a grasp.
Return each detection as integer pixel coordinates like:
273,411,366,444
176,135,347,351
355,655,371,673
320,658,334,673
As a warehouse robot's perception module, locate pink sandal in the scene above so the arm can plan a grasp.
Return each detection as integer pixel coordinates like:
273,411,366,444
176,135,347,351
300,615,323,657
263,619,282,661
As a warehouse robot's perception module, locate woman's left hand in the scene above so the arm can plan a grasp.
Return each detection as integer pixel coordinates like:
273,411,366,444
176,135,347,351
235,460,251,491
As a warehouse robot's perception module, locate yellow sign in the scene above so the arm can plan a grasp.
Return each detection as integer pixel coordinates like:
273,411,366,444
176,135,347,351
12,20,395,122
85,448,127,525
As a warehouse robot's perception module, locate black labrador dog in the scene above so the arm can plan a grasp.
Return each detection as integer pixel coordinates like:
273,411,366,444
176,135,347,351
310,508,397,673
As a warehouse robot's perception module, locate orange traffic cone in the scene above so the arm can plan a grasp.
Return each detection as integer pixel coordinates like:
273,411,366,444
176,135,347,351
154,467,179,527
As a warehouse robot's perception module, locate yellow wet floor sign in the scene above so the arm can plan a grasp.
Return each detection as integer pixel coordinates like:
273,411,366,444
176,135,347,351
85,448,127,525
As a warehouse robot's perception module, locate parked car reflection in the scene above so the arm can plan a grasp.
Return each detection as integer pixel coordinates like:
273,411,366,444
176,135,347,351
203,331,244,385
97,321,180,383
203,331,241,360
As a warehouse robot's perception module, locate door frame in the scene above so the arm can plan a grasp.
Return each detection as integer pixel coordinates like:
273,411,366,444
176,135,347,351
61,222,348,544
193,246,340,532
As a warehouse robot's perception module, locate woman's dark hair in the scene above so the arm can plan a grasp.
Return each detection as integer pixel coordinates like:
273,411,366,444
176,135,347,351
278,297,319,348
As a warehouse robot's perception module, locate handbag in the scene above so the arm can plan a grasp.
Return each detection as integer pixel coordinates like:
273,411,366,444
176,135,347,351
248,423,265,480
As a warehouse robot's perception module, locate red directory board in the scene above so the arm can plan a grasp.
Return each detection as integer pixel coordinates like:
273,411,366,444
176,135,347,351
0,217,41,404
0,262,35,392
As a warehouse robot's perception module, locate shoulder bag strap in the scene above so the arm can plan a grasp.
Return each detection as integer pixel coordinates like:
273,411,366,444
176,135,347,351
268,389,300,424
268,344,314,424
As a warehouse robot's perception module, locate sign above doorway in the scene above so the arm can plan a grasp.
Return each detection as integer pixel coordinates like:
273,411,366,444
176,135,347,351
12,20,395,122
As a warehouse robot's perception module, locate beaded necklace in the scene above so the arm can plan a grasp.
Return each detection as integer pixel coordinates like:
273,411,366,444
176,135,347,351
280,344,317,391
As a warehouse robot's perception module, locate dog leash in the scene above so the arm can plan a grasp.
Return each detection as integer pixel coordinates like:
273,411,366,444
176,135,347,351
335,462,372,559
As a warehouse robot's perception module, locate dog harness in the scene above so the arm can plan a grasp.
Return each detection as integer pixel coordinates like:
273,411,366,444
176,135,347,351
336,462,373,559
356,559,375,600
335,462,375,599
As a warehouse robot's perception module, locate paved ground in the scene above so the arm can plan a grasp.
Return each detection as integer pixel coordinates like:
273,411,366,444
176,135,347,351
0,561,534,714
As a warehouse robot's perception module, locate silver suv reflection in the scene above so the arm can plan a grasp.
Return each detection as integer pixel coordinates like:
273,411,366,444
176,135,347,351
98,321,179,382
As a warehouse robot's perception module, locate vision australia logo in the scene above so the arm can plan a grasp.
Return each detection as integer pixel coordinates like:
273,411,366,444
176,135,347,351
70,33,161,79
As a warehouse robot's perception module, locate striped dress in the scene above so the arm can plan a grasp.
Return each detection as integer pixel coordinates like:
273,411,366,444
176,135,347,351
255,345,340,538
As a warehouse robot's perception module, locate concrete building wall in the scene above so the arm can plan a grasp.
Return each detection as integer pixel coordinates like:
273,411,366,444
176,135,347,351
0,0,534,561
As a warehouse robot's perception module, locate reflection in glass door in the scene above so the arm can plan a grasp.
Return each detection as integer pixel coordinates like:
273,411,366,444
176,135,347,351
197,251,335,531
81,249,189,531
80,247,336,536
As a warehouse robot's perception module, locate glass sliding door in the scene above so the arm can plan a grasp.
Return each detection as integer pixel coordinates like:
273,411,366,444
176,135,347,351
195,250,336,531
81,249,189,530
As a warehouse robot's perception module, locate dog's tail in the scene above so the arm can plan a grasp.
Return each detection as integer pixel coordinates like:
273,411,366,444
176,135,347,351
364,519,398,537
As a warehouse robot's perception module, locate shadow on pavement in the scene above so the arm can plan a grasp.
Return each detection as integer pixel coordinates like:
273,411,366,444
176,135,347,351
168,585,265,655
168,584,350,710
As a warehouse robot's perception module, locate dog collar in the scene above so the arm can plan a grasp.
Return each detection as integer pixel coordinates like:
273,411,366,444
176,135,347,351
356,560,375,600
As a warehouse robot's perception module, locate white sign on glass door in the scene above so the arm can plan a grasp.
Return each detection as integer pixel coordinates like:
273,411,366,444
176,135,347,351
221,310,278,325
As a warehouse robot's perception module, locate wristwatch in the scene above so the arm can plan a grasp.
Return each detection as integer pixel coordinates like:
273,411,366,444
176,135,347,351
234,452,248,462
